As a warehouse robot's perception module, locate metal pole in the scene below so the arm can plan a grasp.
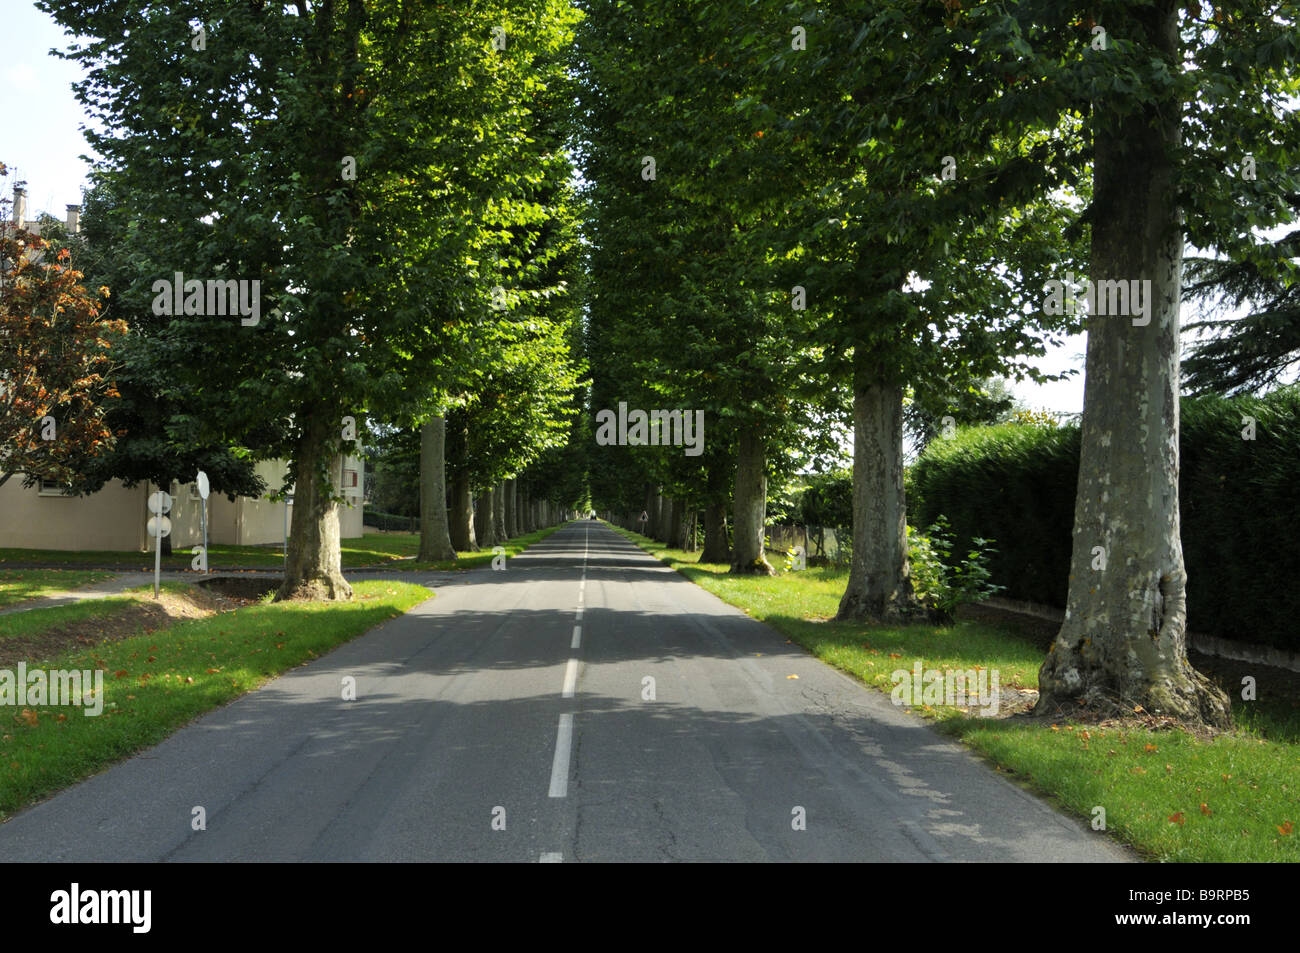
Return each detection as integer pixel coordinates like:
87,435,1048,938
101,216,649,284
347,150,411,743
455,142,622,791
153,519,161,599
201,495,209,573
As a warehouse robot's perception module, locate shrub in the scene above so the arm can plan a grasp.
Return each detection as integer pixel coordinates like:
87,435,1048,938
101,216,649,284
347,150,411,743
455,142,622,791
908,387,1300,651
908,516,1003,622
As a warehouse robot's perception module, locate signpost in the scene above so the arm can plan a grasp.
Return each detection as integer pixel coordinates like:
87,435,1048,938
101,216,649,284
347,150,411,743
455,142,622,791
283,492,293,574
194,471,210,573
147,489,172,599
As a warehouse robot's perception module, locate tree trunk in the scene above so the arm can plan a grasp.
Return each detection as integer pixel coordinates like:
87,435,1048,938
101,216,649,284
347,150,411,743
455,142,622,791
277,409,352,601
417,415,456,562
729,428,773,574
835,359,912,621
519,491,532,533
702,502,729,562
1036,3,1230,728
474,486,496,547
675,505,695,550
659,496,679,544
493,481,508,540
664,498,683,546
505,479,518,538
449,470,477,552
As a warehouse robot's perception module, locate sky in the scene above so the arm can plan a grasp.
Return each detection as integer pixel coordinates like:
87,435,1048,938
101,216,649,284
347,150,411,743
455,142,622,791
1,1,102,216
0,2,1093,415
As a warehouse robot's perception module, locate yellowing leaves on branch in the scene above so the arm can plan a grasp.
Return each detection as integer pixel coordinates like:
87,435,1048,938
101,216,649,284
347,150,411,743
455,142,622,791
0,225,125,491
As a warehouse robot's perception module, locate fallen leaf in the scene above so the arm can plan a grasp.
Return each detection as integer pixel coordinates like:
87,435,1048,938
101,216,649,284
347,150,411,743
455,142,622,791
1279,821,1294,836
1168,812,1185,825
18,709,38,727
1200,803,1212,816
786,674,799,679
1144,743,1158,752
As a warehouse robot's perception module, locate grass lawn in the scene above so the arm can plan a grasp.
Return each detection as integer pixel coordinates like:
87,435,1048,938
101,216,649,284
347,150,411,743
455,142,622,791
390,525,565,571
0,579,431,820
0,526,564,572
0,569,114,609
609,524,1300,863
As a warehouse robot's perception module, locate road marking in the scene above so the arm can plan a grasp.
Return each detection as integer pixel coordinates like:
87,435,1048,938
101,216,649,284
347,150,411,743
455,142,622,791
562,657,579,696
575,605,584,621
571,624,582,649
540,852,563,863
548,713,573,797
577,589,584,603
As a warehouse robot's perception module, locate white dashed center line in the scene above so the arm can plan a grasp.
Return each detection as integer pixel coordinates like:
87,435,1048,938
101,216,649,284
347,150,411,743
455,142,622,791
548,713,574,798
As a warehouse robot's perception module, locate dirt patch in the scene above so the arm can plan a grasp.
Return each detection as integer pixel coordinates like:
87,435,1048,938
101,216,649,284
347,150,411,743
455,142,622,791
196,575,280,603
0,585,240,669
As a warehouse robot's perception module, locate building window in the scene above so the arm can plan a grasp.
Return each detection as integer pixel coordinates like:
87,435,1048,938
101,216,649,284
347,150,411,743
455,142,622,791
342,469,358,488
37,479,75,497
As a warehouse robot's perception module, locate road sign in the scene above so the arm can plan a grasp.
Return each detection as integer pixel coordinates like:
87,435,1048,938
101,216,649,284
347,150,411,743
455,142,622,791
196,471,210,574
147,515,172,538
148,490,172,515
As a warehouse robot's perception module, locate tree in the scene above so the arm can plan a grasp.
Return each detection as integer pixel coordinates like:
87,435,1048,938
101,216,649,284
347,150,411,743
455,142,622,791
999,0,1300,726
1181,197,1300,395
0,215,124,491
62,179,266,517
574,0,833,574
733,1,1085,620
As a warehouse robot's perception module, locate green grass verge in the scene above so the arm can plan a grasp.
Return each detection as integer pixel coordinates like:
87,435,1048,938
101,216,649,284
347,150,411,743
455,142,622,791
0,594,147,643
392,524,565,571
0,536,420,570
609,524,1300,863
0,579,431,820
0,570,114,610
0,526,564,571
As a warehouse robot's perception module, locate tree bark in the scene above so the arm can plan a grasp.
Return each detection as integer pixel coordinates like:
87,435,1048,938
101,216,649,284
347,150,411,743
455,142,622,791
505,479,518,538
449,469,478,552
730,428,773,574
658,496,679,544
1036,2,1230,728
519,491,532,533
493,481,508,540
277,409,352,601
474,486,496,547
417,415,456,562
835,358,912,621
675,505,696,550
664,498,683,546
702,502,729,562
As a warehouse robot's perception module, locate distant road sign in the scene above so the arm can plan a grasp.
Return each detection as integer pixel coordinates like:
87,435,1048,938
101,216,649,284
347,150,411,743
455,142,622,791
148,490,173,515
196,471,210,500
147,515,172,538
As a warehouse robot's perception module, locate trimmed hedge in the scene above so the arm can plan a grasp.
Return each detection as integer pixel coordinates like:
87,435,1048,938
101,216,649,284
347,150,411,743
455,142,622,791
363,510,420,532
909,386,1300,652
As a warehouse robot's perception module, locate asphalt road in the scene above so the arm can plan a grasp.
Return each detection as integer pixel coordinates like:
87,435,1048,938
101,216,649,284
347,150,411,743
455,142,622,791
0,521,1130,862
